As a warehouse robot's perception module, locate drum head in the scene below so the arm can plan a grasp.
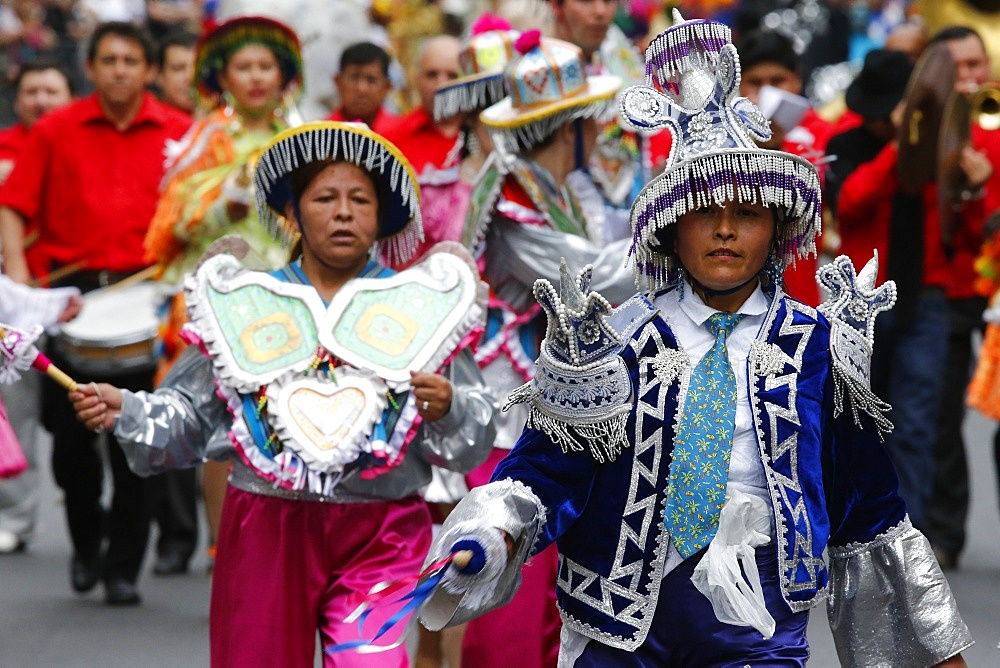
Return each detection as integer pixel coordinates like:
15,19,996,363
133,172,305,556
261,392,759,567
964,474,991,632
57,282,162,374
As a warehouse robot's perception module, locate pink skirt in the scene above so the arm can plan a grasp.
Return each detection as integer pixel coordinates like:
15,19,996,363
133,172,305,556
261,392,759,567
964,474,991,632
211,485,432,667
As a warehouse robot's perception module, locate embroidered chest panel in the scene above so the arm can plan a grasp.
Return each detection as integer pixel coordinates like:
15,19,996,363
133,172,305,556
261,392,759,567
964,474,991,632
748,298,827,610
556,318,678,649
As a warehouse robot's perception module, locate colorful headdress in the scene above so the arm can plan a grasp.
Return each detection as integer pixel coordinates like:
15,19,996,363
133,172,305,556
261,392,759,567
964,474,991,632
480,31,622,153
434,15,521,121
253,121,424,266
619,11,821,290
194,15,304,105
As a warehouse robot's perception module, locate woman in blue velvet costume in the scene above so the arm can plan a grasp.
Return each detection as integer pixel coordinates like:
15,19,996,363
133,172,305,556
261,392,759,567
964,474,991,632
416,12,972,667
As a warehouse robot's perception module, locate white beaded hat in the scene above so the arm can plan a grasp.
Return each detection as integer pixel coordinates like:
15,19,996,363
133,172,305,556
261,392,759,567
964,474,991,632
619,11,822,290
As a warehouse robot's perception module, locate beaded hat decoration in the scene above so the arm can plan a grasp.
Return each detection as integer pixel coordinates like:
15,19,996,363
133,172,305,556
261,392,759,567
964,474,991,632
194,15,304,106
253,121,424,267
619,10,822,291
434,14,521,121
480,30,622,153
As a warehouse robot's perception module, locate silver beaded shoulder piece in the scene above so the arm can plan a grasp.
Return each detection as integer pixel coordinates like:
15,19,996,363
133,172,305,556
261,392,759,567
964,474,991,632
505,260,633,463
816,253,896,438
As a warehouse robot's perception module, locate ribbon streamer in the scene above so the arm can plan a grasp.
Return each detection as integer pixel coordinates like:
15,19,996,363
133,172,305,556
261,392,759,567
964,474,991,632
325,554,456,655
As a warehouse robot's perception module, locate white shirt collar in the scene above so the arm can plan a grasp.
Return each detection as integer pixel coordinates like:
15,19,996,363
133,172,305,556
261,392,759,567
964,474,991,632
676,281,770,326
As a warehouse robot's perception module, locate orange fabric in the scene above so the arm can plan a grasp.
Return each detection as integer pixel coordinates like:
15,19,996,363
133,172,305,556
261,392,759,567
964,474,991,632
154,292,189,386
144,108,236,267
967,322,1000,420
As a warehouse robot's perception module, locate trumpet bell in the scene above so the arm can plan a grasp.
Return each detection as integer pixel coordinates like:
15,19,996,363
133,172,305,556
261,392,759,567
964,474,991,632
972,86,1000,131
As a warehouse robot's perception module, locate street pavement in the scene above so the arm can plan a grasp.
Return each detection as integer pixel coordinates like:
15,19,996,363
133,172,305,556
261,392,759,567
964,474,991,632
1,413,999,666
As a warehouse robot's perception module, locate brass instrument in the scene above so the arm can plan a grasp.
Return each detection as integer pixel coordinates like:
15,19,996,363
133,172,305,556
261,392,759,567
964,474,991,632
897,43,955,193
938,83,1000,245
971,86,1000,131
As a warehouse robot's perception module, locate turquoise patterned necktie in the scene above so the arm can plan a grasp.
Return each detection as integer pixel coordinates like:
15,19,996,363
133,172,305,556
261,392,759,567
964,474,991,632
664,311,745,559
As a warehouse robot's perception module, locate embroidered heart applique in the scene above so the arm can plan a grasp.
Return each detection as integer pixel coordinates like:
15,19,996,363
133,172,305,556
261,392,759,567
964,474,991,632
522,65,551,98
267,372,388,474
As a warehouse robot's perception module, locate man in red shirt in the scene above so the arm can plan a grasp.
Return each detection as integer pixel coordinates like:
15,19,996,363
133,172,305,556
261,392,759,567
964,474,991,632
327,41,401,136
384,35,462,176
0,59,73,184
0,22,190,606
828,47,992,538
0,58,74,558
154,30,197,116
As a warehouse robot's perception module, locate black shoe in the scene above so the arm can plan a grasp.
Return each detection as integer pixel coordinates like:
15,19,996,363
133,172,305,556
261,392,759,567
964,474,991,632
104,578,141,606
70,555,100,593
153,551,190,576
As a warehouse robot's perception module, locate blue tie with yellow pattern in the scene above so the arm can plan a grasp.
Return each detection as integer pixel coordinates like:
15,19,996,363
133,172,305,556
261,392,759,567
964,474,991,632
664,311,745,559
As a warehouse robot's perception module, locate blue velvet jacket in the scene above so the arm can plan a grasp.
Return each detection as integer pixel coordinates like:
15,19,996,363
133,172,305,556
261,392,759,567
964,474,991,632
491,291,907,649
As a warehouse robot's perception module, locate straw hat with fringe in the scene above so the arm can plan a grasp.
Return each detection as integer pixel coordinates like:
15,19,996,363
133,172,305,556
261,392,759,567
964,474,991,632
480,30,622,153
253,121,424,267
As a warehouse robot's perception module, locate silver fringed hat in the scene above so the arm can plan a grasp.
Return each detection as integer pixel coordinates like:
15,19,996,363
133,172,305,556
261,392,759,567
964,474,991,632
433,14,520,121
619,10,822,291
253,121,424,266
480,30,622,153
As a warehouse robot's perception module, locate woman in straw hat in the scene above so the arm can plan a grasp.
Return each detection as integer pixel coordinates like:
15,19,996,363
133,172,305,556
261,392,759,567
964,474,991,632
417,13,970,667
70,121,496,666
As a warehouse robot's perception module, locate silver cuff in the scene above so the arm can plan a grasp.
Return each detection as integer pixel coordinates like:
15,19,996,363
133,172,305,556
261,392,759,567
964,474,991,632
827,516,973,666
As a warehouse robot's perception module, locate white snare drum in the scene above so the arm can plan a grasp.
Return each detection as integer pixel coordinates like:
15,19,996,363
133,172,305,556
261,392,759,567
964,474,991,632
57,282,161,375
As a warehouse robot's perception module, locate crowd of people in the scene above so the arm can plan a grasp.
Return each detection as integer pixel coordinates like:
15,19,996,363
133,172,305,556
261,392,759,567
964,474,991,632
0,1,997,666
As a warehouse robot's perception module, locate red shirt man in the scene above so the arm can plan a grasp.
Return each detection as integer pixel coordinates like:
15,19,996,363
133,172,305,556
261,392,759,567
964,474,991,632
326,41,401,137
0,60,74,182
0,34,190,281
327,107,400,137
384,35,462,175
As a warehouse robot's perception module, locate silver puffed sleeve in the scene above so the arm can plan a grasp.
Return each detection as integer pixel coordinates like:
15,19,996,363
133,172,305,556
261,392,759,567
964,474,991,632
419,478,546,631
485,218,637,313
416,348,498,473
113,346,229,477
827,516,974,666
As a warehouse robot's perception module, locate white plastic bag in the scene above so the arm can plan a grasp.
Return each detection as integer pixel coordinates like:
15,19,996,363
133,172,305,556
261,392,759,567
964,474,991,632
690,489,777,639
